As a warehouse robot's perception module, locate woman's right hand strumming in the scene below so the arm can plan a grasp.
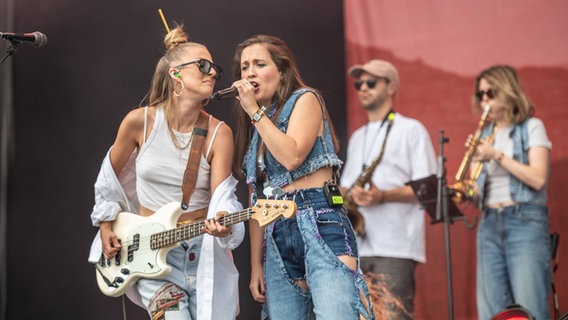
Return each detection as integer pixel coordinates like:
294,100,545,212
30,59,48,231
99,221,121,259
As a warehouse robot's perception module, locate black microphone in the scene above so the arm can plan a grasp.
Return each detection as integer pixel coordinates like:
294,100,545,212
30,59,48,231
210,83,258,100
0,31,48,47
210,87,238,100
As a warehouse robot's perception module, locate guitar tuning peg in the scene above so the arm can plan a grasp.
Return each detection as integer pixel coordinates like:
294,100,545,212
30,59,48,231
263,186,274,198
271,187,285,199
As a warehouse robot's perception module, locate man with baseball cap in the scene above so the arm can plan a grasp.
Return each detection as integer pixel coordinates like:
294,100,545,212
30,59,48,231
340,59,436,319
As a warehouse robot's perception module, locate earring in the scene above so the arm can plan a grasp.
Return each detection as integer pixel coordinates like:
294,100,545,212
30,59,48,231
174,80,185,97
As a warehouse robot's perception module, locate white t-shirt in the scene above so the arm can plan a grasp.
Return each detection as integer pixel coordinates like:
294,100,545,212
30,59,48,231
484,117,551,206
340,113,436,262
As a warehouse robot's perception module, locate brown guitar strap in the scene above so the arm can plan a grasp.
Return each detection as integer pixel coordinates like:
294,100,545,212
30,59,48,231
181,111,209,210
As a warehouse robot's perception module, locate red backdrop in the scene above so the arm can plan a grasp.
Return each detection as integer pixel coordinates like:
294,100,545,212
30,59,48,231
344,1,568,319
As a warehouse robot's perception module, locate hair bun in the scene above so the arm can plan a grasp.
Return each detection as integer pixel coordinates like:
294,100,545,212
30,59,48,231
164,26,189,50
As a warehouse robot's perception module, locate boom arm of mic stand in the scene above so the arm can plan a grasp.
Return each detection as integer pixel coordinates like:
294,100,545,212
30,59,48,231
1,41,18,66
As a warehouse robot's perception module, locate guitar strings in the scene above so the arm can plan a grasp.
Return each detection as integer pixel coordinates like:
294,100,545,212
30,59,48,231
111,208,255,247
151,208,254,247
111,200,291,248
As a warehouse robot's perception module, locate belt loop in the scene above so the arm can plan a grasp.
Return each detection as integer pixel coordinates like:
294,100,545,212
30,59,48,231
514,203,522,215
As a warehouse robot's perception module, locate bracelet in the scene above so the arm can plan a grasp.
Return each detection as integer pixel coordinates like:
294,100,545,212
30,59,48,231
495,152,505,163
380,190,387,204
251,106,266,124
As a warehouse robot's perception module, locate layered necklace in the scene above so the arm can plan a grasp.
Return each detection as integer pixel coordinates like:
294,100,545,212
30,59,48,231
170,129,193,150
167,108,200,151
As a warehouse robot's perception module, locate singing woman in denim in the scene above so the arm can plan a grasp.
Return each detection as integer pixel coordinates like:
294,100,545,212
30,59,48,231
471,65,552,320
230,35,374,320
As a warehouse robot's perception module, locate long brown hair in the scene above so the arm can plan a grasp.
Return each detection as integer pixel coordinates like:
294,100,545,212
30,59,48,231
231,35,340,175
472,65,534,124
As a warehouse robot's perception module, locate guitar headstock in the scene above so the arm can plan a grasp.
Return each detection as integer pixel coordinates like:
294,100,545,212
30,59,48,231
250,199,297,227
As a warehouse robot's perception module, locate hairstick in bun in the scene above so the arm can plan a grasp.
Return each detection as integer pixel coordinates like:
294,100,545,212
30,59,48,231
158,8,171,33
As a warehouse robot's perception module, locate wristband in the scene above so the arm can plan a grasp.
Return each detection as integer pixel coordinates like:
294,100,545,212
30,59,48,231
251,106,266,124
380,190,387,204
495,152,505,163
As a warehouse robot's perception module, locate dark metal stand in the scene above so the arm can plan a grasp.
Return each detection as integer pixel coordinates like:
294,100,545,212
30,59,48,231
0,41,18,66
408,129,481,319
435,129,455,320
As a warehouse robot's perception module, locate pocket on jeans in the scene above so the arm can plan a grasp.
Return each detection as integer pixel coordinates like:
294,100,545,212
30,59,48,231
316,209,356,256
315,208,343,225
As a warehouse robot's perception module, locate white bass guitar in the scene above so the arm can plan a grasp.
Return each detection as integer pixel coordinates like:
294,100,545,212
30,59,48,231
95,199,296,297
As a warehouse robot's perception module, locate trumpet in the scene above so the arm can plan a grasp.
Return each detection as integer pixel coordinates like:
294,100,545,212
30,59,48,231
451,104,495,202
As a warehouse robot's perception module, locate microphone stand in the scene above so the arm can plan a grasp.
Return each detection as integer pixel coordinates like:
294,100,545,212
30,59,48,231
435,129,455,320
0,40,19,66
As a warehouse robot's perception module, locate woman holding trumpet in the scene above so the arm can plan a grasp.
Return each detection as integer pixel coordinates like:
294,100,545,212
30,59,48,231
469,65,552,320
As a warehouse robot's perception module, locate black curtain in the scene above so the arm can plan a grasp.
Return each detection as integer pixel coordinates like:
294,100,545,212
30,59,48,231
6,1,346,319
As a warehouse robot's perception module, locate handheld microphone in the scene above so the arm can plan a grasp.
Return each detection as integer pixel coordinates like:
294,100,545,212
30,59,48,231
210,83,258,100
0,31,48,47
210,87,238,100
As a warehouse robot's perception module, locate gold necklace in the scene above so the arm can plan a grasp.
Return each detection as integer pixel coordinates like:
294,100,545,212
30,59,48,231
170,130,193,150
167,110,201,151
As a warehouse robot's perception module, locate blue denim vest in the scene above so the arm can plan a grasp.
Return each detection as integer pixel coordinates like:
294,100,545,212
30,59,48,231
476,118,548,207
243,88,342,191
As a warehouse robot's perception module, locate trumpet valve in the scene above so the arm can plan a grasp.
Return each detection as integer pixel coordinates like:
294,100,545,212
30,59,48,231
450,181,475,203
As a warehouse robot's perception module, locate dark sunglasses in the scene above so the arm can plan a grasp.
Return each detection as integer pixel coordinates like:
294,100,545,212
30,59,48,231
354,78,390,91
475,89,496,100
174,58,224,80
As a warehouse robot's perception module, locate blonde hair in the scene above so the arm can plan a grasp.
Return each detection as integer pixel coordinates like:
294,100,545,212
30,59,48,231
138,25,210,149
472,65,534,124
140,24,207,109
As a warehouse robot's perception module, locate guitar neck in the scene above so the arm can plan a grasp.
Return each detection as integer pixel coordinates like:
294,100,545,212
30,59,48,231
150,208,252,249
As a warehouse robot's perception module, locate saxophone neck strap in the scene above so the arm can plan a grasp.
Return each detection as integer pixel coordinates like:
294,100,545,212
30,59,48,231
361,110,395,172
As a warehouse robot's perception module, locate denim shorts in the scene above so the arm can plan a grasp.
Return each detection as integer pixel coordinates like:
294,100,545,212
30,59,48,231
269,188,358,279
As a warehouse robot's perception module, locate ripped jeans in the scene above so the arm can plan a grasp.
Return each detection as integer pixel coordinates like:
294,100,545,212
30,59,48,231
136,237,202,320
263,188,374,320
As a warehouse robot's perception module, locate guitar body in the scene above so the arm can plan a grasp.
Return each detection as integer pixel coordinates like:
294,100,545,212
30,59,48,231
95,199,297,297
95,202,182,297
